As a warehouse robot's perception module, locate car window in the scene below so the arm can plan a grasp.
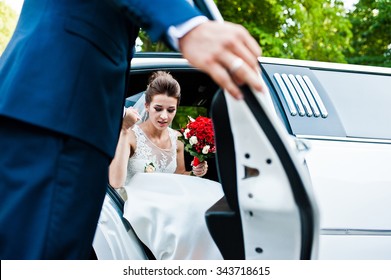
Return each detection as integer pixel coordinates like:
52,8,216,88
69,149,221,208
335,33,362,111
313,70,391,140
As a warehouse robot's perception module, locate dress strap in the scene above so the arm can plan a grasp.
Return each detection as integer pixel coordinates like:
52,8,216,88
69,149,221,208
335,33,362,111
168,128,178,151
132,124,143,139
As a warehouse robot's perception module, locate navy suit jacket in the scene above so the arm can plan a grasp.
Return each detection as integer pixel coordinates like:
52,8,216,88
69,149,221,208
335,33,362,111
0,0,201,157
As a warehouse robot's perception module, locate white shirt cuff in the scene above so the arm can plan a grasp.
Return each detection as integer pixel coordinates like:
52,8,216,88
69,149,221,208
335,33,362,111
167,16,209,50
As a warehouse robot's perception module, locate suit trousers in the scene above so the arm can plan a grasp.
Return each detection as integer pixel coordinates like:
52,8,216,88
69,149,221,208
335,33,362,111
0,117,110,259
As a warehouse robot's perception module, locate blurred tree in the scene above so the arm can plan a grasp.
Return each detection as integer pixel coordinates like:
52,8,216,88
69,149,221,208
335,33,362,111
0,1,18,55
138,29,171,52
215,0,352,63
134,0,391,68
346,0,391,67
136,1,352,63
172,106,207,130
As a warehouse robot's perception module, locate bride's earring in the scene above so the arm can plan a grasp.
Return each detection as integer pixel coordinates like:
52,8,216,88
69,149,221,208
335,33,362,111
144,104,150,122
143,110,149,122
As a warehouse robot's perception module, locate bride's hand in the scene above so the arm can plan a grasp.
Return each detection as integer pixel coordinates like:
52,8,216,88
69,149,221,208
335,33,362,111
122,107,141,130
191,160,208,177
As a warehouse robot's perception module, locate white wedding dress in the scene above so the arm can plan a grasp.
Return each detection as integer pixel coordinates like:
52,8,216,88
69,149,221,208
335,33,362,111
121,125,224,260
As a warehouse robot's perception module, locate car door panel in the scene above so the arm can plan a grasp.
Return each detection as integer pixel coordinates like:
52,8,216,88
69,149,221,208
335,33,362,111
319,235,391,260
302,139,391,259
208,85,320,259
305,140,391,230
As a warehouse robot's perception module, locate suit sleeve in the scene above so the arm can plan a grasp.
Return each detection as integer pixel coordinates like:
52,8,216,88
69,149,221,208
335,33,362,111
110,0,203,42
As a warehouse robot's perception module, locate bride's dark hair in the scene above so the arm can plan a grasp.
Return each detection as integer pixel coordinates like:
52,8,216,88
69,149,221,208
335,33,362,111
145,71,181,105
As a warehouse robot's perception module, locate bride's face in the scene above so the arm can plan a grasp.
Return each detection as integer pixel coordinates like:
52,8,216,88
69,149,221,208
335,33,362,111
146,94,178,130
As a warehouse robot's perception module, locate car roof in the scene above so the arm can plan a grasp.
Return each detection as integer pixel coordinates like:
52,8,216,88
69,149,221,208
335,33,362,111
131,52,391,75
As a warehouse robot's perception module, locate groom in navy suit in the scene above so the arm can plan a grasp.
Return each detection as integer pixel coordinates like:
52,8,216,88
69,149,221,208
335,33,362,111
0,0,264,259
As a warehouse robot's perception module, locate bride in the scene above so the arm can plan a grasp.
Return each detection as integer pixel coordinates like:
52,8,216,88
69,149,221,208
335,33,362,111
109,71,223,260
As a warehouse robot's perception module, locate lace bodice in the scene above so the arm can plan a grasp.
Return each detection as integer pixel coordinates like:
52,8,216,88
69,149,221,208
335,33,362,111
124,125,178,186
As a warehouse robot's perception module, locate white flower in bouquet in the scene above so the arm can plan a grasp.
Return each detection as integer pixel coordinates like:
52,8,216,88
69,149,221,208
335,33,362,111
189,136,198,146
202,145,210,154
184,128,190,139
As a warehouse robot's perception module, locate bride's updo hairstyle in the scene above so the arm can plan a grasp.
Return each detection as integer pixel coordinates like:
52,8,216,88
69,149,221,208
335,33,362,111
145,71,181,106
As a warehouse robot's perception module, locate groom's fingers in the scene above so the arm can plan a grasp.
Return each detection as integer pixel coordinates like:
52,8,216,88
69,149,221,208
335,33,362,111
179,21,265,100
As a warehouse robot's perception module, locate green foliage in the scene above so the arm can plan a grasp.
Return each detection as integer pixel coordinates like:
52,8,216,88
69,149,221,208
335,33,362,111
136,1,355,64
171,106,207,130
346,0,391,67
0,1,18,55
215,0,352,63
137,0,390,67
138,29,172,52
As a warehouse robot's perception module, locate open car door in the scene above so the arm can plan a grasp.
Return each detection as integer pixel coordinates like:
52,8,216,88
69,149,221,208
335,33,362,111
194,0,320,260
207,84,320,260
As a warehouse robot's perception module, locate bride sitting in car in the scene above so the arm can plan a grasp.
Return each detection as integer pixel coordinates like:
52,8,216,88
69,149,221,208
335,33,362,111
108,71,223,260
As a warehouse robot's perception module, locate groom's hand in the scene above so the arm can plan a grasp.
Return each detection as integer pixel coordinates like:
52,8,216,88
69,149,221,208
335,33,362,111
179,21,265,100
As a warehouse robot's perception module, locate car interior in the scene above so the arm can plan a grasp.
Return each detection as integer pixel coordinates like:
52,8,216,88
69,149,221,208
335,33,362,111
128,67,221,182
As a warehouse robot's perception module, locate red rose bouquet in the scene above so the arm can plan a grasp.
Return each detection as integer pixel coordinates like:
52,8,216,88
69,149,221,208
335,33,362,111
179,116,216,166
